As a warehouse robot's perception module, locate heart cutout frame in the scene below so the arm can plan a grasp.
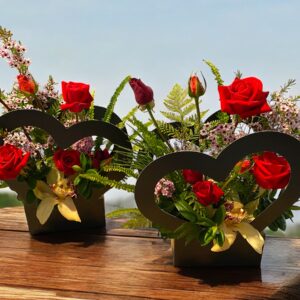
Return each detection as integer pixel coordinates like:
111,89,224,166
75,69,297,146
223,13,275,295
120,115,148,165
0,107,131,151
135,131,300,232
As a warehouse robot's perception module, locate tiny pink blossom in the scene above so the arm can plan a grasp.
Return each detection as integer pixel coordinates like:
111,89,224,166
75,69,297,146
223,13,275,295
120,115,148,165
154,178,175,198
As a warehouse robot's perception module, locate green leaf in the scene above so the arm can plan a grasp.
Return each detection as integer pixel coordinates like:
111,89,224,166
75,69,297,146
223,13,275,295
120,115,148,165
73,176,81,186
27,177,37,189
203,226,218,246
26,190,37,204
215,229,225,247
72,165,83,173
174,222,199,241
213,205,226,225
30,128,49,144
196,217,215,227
174,200,194,213
275,215,286,231
291,205,300,211
179,211,197,222
80,153,87,170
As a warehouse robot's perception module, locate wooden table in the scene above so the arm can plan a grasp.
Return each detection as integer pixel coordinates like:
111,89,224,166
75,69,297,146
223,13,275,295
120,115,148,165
0,207,300,299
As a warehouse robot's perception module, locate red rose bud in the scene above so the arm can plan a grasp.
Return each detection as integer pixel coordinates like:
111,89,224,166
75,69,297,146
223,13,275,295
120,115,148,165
252,152,290,189
17,75,36,94
92,149,111,169
53,149,81,175
182,169,203,184
0,144,30,180
60,81,93,113
193,180,224,206
236,159,251,174
188,75,205,98
218,77,271,119
129,78,154,109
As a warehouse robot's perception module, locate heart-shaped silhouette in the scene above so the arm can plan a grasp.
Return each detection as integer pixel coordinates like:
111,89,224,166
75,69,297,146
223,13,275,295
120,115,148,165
0,107,131,234
135,131,300,266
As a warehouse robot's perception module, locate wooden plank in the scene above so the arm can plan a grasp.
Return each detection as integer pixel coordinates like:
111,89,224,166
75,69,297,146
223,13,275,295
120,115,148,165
0,228,300,299
0,285,145,300
0,207,158,238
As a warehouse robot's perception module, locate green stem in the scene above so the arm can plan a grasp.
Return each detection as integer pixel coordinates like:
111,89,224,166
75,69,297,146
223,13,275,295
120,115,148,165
194,96,201,126
221,171,239,190
146,106,174,152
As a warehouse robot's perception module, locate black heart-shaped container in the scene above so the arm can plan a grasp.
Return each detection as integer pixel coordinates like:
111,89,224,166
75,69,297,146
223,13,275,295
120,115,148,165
0,107,131,235
135,131,300,267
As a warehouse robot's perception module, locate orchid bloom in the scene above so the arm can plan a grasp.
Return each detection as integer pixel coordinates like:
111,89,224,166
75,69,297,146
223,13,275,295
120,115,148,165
211,201,264,254
33,168,81,225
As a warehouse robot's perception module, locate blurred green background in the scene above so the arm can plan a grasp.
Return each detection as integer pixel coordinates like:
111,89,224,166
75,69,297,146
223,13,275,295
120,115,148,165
0,191,22,208
0,190,299,237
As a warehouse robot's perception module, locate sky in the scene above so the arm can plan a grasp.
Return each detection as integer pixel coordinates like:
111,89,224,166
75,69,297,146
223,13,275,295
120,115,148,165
1,0,300,121
1,0,300,205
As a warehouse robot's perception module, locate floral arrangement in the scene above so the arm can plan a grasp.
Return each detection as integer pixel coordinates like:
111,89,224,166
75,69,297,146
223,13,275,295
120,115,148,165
108,61,300,254
0,27,132,225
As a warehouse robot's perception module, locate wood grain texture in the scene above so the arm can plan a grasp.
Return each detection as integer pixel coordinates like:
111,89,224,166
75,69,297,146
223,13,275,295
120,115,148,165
0,207,300,299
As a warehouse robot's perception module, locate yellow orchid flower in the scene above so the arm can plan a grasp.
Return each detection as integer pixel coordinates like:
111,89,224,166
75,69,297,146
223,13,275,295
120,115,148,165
33,168,81,225
211,201,264,254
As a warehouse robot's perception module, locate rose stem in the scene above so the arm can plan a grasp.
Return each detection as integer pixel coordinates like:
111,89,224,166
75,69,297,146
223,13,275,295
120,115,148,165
146,105,174,152
194,96,201,126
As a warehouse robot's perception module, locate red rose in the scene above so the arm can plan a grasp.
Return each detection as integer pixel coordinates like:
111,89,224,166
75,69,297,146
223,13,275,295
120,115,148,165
182,169,203,184
129,78,154,107
17,75,36,94
236,159,251,174
53,149,81,175
192,180,224,206
0,144,30,180
92,149,111,169
60,81,93,113
252,152,290,189
188,75,205,98
218,77,271,119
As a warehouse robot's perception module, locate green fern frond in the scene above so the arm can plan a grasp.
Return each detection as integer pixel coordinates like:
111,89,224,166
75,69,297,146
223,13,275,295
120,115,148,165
161,111,182,122
203,60,224,86
103,164,139,178
182,103,196,117
79,172,135,193
156,121,178,138
129,116,169,156
161,84,196,124
103,75,131,123
117,106,138,129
